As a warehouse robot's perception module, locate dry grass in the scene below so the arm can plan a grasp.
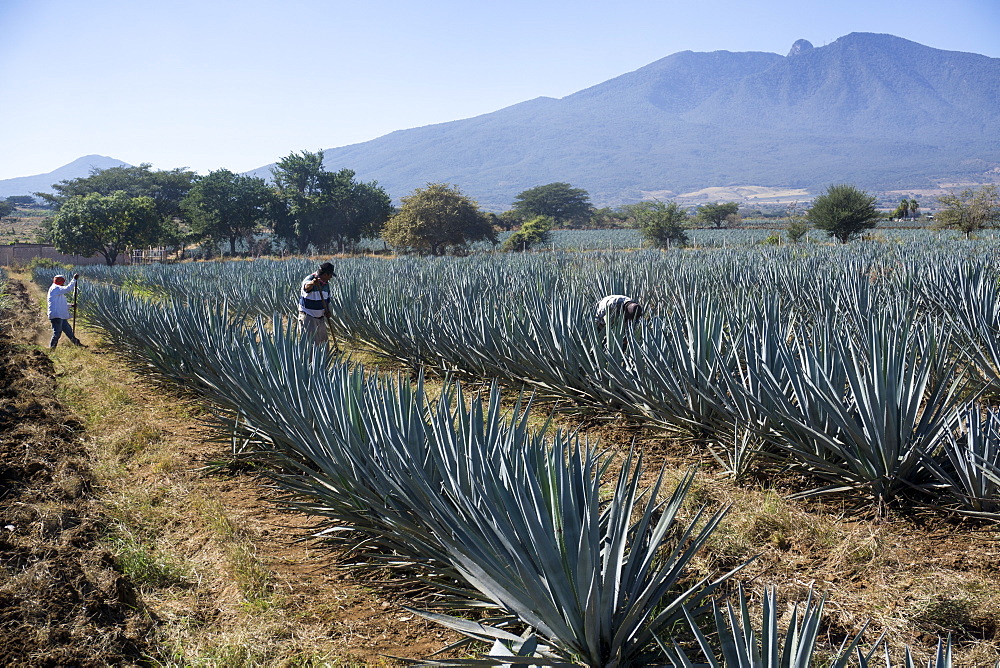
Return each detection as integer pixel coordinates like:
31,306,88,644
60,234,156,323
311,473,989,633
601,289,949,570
683,474,1000,663
0,206,50,244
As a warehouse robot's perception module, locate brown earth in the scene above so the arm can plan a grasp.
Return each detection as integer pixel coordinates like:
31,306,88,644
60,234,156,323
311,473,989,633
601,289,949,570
0,279,151,666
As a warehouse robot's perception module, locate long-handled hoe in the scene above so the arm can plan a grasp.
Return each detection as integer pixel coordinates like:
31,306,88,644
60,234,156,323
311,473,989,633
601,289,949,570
325,313,340,355
72,276,79,334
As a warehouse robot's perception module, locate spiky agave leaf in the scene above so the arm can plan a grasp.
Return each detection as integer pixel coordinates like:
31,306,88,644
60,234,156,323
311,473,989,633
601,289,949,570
742,307,968,506
673,585,867,668
921,406,1000,518
402,463,747,666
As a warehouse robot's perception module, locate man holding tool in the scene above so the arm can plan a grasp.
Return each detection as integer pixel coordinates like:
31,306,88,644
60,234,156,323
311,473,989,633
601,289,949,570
47,273,84,349
297,262,336,346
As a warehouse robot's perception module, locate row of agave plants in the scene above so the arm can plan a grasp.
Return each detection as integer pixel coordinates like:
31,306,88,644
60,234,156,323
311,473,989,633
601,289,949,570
323,247,1000,515
33,265,958,666
0,266,10,310
60,243,1000,515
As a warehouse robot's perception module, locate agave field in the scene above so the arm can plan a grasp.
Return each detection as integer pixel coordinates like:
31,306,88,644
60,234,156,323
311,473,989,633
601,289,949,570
34,239,1000,665
0,267,10,310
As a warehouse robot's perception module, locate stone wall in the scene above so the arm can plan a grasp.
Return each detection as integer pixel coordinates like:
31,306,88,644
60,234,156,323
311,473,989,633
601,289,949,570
0,244,129,267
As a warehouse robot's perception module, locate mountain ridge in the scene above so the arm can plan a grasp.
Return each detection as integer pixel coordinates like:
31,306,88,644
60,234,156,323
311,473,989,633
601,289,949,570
283,32,1000,209
4,33,997,209
0,155,130,200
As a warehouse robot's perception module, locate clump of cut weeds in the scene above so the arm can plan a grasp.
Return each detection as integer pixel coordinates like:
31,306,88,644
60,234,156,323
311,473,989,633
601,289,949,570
195,496,277,607
908,579,1000,643
107,531,193,588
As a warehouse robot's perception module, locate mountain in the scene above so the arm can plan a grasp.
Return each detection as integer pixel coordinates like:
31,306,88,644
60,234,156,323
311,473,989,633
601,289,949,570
251,32,1000,209
0,155,131,199
6,34,998,210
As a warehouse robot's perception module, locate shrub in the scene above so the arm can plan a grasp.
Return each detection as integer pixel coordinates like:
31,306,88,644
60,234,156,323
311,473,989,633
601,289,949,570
502,215,554,251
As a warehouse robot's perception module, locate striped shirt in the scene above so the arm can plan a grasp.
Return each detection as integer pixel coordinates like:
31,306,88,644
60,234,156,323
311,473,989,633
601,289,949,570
595,295,630,324
298,273,331,318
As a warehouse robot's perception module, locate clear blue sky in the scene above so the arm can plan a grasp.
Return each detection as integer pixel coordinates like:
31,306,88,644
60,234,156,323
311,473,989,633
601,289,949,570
1,0,998,181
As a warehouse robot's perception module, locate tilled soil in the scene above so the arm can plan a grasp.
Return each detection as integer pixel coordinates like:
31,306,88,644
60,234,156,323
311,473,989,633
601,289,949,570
0,280,152,666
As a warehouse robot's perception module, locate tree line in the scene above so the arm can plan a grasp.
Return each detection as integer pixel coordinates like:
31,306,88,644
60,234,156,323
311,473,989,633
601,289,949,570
33,151,394,265
17,152,1000,263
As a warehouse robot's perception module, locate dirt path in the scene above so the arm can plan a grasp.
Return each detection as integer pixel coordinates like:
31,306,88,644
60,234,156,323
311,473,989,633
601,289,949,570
0,279,151,665
2,278,458,665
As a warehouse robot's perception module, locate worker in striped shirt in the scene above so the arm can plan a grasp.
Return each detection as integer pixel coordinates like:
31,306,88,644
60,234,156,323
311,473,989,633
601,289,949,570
298,261,336,345
594,294,644,354
594,294,643,329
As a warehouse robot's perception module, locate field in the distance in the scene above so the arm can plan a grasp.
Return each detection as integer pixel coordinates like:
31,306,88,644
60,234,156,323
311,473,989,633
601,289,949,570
0,205,49,244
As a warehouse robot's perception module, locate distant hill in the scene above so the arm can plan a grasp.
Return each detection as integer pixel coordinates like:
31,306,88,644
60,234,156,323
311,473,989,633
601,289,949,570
248,32,1000,210
0,155,130,199
7,34,998,211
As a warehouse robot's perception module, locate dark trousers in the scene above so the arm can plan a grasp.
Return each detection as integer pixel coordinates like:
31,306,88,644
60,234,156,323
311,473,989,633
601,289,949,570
49,318,78,348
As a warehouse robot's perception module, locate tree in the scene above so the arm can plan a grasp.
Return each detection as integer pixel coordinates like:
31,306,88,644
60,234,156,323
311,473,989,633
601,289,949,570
588,207,630,229
786,216,810,243
497,210,521,231
806,184,881,243
271,150,392,253
696,202,740,228
783,203,810,242
624,201,689,249
50,191,160,265
895,198,910,221
181,169,276,256
503,215,554,252
934,185,1000,239
510,183,593,227
908,198,920,220
382,183,497,255
39,164,195,222
0,200,13,222
6,195,35,206
37,164,196,249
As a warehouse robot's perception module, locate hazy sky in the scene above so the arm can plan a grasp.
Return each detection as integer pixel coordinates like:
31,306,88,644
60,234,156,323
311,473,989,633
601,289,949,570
1,0,998,181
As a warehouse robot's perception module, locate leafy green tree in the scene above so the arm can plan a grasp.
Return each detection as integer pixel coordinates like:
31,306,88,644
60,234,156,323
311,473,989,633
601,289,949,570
503,215,555,252
934,185,1000,239
786,216,810,242
783,203,809,242
897,198,910,220
6,195,35,206
35,217,54,244
785,218,809,243
382,183,497,255
271,150,392,253
623,201,689,249
38,163,195,233
0,200,13,222
50,191,160,265
891,197,920,221
497,210,521,231
807,184,881,243
589,207,630,229
696,201,740,228
511,182,593,227
181,169,276,256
